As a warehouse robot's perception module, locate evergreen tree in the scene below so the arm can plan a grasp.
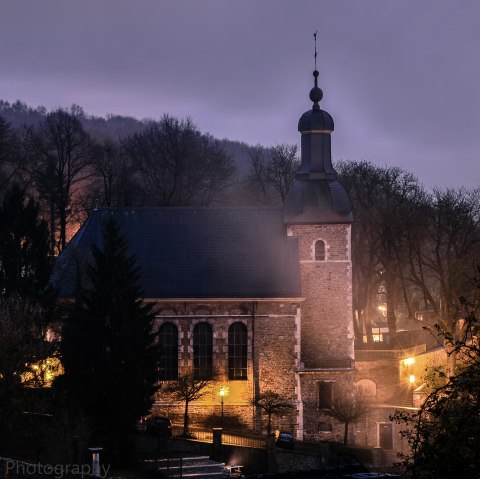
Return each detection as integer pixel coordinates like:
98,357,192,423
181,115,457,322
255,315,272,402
0,183,52,299
0,297,57,451
58,218,158,464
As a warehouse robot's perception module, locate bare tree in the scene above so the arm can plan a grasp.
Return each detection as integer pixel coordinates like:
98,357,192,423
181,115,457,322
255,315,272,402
337,160,425,341
87,139,140,208
0,119,36,192
164,369,212,435
123,115,236,207
0,116,15,189
33,109,95,254
252,390,294,435
246,144,299,205
247,145,271,204
325,392,371,445
267,144,299,202
407,187,480,371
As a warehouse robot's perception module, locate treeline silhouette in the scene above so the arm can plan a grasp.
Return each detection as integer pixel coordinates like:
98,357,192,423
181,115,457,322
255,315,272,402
0,100,299,254
1,99,479,347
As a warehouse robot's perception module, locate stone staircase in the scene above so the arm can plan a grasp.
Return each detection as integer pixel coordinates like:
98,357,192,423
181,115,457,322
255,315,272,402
150,455,226,479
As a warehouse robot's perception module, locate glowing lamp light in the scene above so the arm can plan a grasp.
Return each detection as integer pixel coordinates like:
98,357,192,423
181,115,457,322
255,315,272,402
219,385,229,397
404,357,415,366
409,375,415,384
218,385,229,429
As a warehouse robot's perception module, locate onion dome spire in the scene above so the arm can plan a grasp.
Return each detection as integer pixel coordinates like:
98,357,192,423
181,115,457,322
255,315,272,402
283,33,352,225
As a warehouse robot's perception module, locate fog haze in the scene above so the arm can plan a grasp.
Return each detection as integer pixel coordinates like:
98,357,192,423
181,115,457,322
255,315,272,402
1,0,478,188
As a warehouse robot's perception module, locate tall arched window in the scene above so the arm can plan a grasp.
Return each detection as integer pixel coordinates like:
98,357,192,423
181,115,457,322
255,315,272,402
315,240,326,261
193,322,213,379
355,379,377,402
228,322,248,380
158,323,178,380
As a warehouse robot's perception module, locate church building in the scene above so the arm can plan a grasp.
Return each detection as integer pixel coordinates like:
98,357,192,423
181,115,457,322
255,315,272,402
51,69,355,442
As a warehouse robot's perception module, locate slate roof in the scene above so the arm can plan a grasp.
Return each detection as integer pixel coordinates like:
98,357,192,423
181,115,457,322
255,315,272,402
284,178,353,224
298,107,334,133
51,207,301,300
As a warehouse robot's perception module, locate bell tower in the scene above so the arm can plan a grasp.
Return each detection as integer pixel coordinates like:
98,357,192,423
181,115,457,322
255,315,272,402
284,68,354,371
284,65,355,440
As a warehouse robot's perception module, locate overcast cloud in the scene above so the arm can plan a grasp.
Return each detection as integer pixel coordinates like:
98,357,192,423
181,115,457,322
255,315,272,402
0,0,478,188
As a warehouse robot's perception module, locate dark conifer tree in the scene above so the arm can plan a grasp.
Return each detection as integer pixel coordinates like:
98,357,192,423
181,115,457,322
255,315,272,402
0,183,52,299
58,218,157,464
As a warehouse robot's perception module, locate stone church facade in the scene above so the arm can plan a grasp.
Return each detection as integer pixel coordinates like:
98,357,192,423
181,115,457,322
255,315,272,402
52,69,355,441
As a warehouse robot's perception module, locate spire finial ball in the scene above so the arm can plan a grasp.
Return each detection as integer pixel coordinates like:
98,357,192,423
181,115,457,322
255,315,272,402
309,86,323,104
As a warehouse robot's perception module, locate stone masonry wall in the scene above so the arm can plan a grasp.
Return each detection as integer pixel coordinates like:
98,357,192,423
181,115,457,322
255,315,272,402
152,300,299,435
287,224,354,368
287,223,355,442
299,370,356,442
356,358,405,405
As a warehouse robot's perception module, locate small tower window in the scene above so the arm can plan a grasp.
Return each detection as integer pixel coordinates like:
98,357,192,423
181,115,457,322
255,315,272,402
315,240,326,261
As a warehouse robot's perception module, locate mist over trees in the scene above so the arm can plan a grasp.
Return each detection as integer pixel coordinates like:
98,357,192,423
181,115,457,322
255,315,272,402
1,98,479,465
122,116,236,206
0,99,479,350
337,160,480,347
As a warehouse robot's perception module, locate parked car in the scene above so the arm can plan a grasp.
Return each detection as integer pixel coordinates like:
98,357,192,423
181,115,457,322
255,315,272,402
145,415,172,437
276,431,294,449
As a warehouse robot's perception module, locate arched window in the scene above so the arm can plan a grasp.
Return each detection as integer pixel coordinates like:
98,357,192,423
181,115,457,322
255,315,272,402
228,322,248,380
193,322,213,379
355,379,377,402
158,323,178,380
315,240,326,261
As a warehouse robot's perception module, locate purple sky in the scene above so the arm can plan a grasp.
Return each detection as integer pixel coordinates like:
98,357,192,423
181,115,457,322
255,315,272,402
1,0,479,189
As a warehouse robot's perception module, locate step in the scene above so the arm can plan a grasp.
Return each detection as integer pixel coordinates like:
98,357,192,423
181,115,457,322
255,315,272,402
147,457,226,479
145,455,211,465
164,471,226,479
158,462,225,472
180,473,225,479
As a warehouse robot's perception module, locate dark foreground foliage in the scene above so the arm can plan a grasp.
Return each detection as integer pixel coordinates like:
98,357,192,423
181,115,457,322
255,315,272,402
391,273,480,479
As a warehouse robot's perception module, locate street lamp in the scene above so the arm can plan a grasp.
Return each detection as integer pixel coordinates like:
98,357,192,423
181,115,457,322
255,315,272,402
219,386,228,429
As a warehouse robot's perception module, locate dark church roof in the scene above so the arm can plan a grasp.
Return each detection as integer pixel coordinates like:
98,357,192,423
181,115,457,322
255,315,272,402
298,107,334,132
284,178,352,224
51,207,302,300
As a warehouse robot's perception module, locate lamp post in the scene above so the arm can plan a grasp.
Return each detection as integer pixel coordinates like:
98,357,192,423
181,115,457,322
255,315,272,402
88,447,103,477
219,386,229,429
219,387,225,428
